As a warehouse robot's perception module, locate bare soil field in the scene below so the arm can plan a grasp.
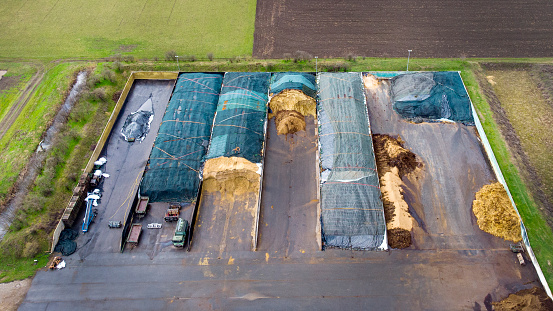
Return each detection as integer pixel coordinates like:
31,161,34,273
0,278,31,311
253,0,553,58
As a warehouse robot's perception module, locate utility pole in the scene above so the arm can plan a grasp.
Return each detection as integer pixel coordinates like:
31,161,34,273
315,56,318,73
176,55,180,72
407,50,412,71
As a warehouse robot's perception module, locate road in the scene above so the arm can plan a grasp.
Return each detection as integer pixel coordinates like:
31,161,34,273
20,247,539,310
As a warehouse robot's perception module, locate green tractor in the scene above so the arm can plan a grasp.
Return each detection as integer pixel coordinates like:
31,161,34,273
172,218,189,248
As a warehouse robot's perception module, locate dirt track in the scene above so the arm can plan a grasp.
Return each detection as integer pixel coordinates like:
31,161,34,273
253,0,553,58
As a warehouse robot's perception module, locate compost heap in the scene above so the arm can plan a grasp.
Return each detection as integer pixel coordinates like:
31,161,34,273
493,287,553,311
202,157,261,196
473,182,522,242
363,74,381,90
373,134,420,248
268,89,316,135
54,229,78,256
121,97,154,142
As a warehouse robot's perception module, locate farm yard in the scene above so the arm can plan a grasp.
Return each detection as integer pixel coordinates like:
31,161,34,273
0,0,553,310
8,71,548,310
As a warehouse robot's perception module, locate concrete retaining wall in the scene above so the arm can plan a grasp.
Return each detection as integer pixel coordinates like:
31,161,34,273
51,71,178,253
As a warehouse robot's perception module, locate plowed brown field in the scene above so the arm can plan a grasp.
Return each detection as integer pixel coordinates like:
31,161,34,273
253,0,553,58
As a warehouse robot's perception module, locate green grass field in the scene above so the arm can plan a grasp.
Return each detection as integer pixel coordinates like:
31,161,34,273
0,63,37,122
0,63,81,202
0,0,257,60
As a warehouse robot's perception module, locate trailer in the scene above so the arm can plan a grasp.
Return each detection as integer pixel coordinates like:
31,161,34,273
135,196,149,218
127,224,142,247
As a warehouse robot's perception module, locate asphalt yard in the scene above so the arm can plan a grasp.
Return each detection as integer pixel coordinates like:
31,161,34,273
191,186,260,255
257,116,320,254
19,78,543,310
70,79,174,258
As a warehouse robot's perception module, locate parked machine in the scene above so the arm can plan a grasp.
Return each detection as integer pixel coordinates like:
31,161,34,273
108,221,121,228
164,205,180,222
172,218,189,248
510,242,526,266
82,192,99,233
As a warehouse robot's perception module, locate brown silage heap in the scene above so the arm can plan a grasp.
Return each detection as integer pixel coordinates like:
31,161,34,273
202,157,261,196
268,89,316,135
473,182,522,242
493,287,553,311
373,134,420,249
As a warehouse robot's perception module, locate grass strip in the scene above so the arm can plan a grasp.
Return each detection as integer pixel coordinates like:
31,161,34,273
468,63,553,290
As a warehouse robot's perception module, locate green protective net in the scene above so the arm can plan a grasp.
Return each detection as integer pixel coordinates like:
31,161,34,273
206,72,270,163
270,72,317,98
391,71,473,123
140,73,223,203
54,229,78,256
318,72,387,250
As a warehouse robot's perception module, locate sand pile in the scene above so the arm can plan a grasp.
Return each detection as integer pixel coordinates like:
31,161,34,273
473,182,522,242
202,156,261,196
493,287,553,311
373,134,421,248
269,89,316,135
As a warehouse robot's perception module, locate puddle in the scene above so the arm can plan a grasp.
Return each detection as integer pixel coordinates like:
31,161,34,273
0,71,88,240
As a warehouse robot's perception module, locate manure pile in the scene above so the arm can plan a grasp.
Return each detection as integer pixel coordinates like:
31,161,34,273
493,287,553,311
269,89,316,135
473,182,522,242
373,134,420,248
202,156,261,196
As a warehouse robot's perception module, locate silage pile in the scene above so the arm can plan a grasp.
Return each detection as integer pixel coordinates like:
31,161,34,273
269,89,316,135
202,156,261,196
473,182,522,242
493,287,553,311
373,134,420,248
